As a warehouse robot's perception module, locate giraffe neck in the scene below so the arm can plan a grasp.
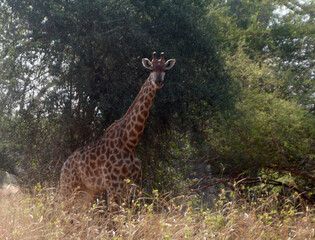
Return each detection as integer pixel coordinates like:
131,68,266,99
104,76,157,153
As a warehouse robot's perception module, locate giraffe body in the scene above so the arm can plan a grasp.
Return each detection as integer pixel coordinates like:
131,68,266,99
60,52,176,203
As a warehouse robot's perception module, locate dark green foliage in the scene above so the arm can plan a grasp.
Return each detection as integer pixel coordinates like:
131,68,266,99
0,0,313,201
0,0,231,186
201,37,314,200
206,91,314,175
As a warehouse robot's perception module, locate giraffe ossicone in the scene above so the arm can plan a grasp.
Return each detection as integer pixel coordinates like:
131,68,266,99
60,52,176,204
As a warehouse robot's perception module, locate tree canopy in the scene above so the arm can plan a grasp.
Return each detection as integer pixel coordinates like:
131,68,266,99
0,0,314,201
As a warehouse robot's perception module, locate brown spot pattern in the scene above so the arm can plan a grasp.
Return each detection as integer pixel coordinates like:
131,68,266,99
59,71,168,203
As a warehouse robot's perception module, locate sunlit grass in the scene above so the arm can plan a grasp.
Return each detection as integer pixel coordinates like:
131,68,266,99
0,184,314,240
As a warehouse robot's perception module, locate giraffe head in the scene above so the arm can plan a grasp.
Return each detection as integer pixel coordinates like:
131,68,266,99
142,52,176,89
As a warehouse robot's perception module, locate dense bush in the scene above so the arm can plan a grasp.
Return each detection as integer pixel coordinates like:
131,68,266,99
0,0,313,204
206,91,314,177
0,0,232,186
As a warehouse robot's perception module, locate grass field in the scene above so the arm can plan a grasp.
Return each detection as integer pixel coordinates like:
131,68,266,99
0,184,314,240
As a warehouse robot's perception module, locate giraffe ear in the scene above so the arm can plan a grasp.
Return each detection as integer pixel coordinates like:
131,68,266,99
142,58,152,70
165,59,176,70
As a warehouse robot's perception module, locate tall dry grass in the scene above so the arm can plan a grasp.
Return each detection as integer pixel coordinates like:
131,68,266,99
0,183,314,240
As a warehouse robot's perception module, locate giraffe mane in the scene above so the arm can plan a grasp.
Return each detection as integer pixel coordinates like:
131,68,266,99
104,77,151,134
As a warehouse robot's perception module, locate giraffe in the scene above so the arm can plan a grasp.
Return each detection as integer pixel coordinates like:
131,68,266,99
60,52,176,205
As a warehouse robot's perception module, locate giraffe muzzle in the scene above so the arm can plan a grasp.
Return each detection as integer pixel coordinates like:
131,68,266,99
156,77,163,86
